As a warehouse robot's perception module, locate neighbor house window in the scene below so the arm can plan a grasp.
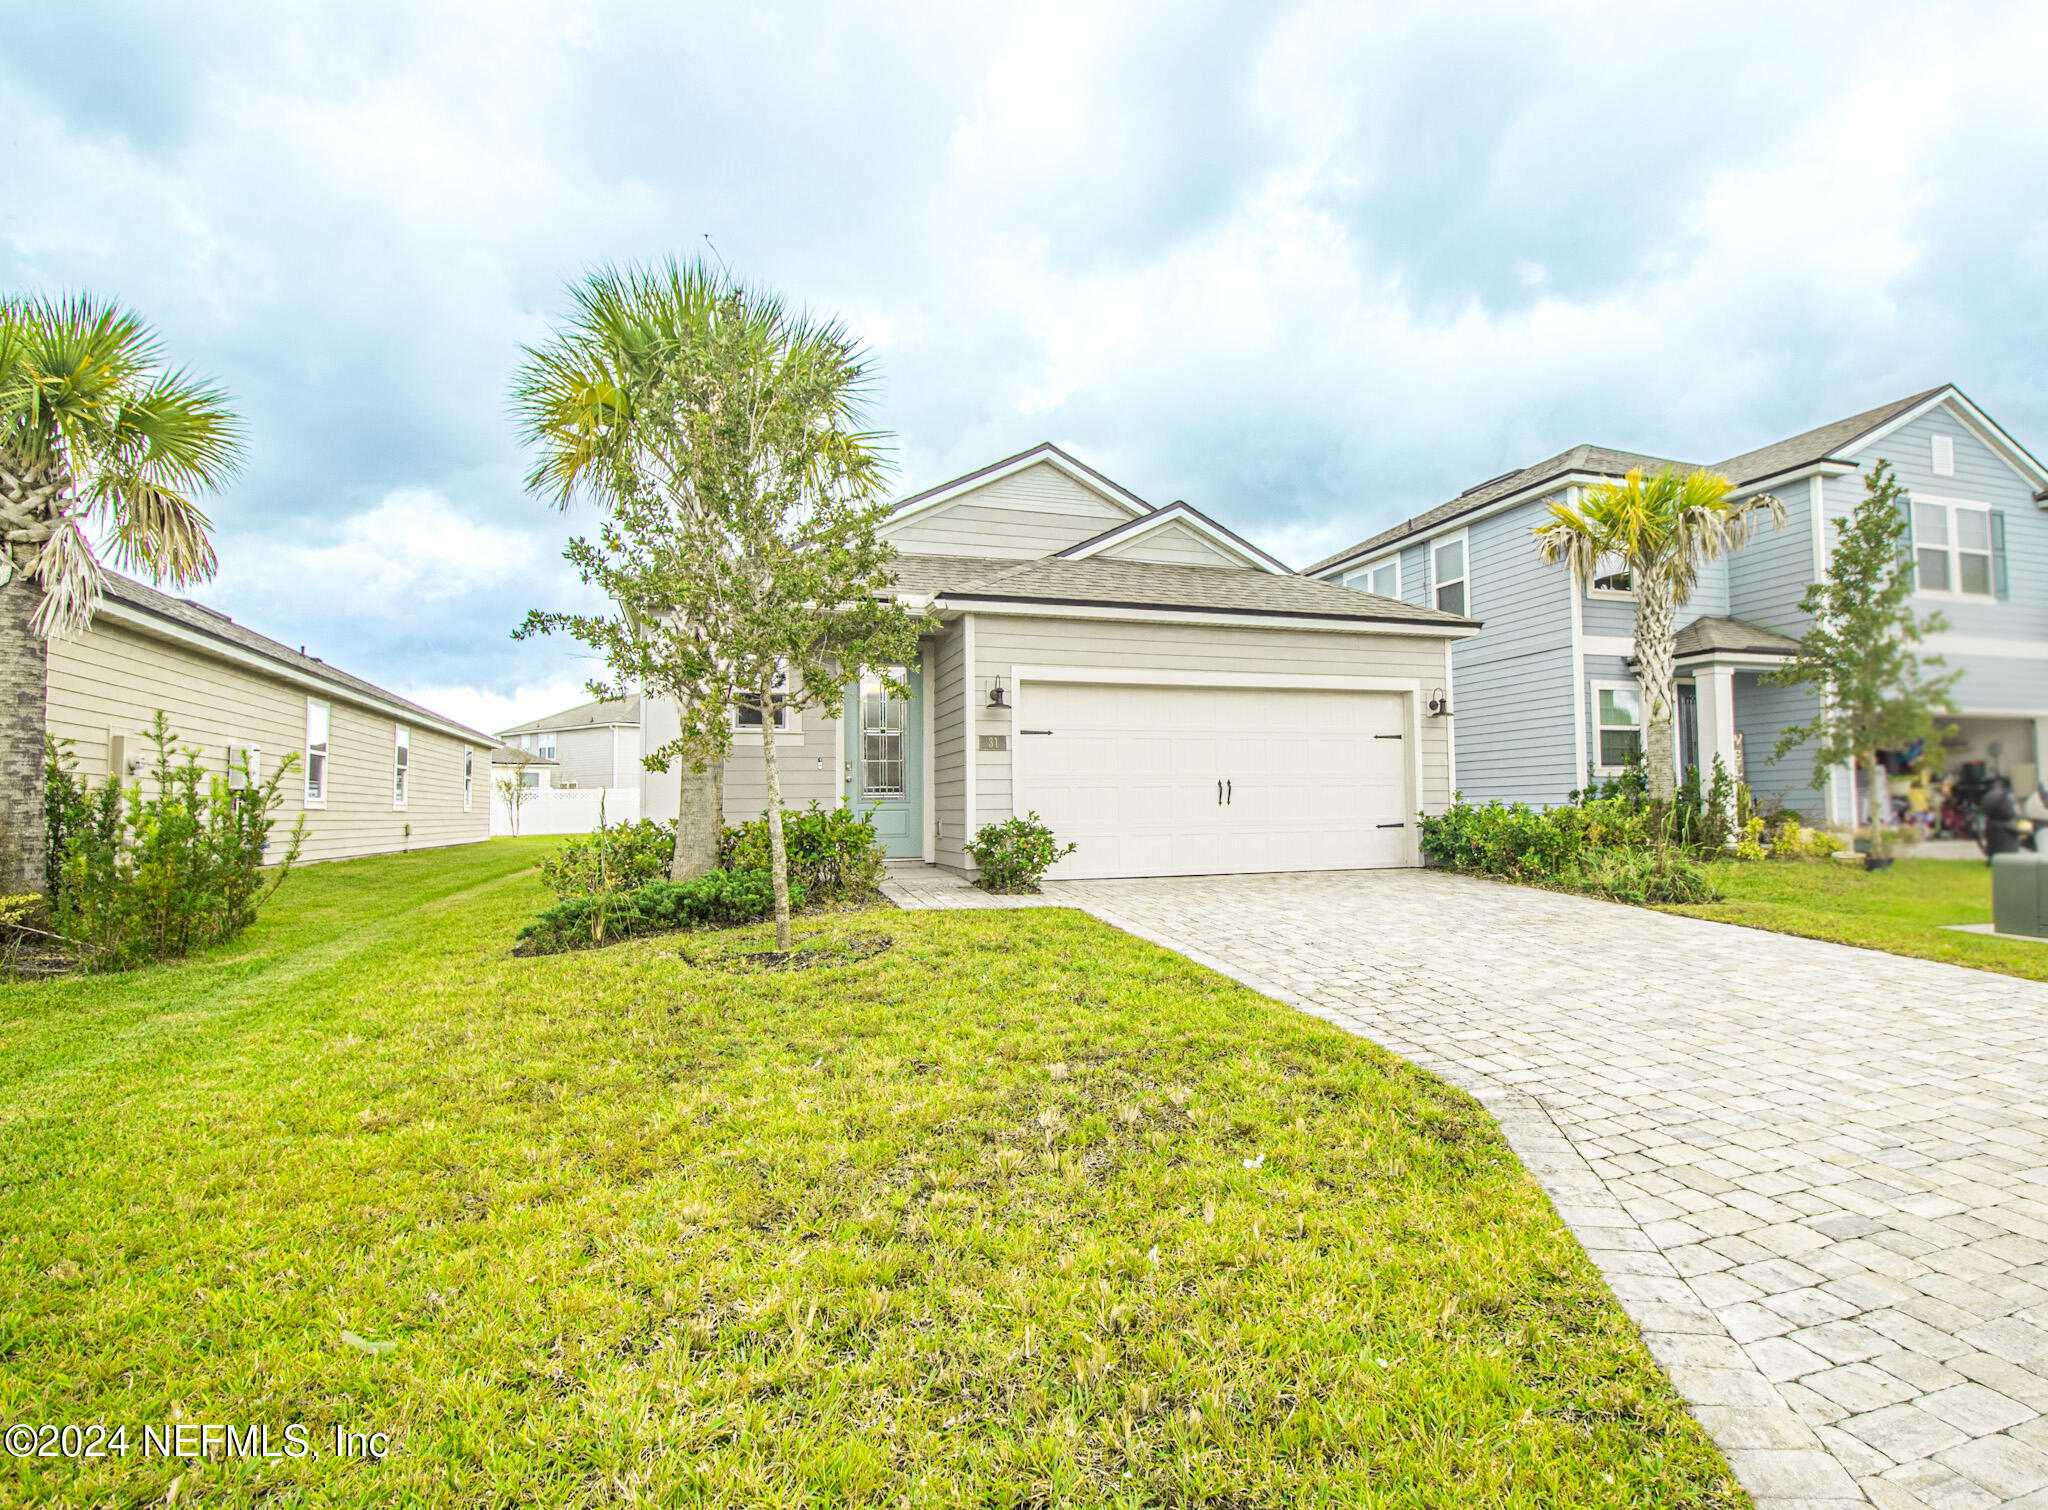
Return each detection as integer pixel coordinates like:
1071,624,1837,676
736,666,792,731
860,670,907,797
462,747,473,811
305,700,330,808
1346,558,1400,598
1432,535,1468,616
1591,552,1632,595
392,725,410,808
536,730,557,759
1596,685,1643,770
1913,499,1994,597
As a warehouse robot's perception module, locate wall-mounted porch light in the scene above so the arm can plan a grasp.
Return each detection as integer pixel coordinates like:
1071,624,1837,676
984,673,1009,709
1427,687,1452,717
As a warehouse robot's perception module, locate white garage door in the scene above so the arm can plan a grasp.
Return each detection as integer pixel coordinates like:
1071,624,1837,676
1016,682,1413,881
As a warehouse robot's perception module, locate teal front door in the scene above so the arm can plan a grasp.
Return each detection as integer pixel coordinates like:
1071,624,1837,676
849,665,922,858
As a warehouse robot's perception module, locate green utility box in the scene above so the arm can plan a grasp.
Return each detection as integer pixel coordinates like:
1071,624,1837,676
1992,853,2048,939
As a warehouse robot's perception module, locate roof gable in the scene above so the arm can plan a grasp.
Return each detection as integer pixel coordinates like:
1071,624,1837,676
889,442,1150,523
1054,500,1289,573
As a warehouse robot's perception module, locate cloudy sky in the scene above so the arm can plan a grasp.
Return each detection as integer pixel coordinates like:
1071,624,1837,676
8,1,2045,732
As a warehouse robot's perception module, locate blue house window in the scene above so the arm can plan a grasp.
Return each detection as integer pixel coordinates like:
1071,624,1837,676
1596,686,1643,770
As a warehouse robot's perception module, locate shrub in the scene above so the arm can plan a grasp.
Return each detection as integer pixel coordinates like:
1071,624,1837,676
721,803,885,903
1569,847,1717,906
538,816,677,900
515,867,800,956
43,714,307,972
1420,789,1718,906
966,813,1077,894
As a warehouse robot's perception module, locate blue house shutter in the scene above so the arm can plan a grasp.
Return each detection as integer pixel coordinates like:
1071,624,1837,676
1990,510,2009,600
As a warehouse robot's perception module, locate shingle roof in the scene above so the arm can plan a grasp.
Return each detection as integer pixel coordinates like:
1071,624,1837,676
894,553,1475,630
498,694,642,737
1670,615,1802,660
1052,499,1292,572
1305,444,1697,577
1711,387,1947,486
99,573,498,744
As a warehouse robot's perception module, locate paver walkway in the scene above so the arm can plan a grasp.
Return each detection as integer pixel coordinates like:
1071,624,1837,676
885,865,2048,1509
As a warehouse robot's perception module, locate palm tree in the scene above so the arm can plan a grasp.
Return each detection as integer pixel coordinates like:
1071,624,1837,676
0,296,243,894
510,261,735,881
1534,467,1783,803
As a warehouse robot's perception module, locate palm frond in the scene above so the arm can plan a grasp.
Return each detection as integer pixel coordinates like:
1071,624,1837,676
26,516,107,639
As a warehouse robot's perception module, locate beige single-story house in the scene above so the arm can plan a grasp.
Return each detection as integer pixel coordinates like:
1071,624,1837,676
644,444,1478,881
43,573,495,864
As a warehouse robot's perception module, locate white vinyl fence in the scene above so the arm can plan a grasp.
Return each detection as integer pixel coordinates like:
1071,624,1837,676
491,786,641,837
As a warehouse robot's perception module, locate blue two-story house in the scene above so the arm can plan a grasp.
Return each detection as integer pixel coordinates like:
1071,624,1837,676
1308,386,2048,825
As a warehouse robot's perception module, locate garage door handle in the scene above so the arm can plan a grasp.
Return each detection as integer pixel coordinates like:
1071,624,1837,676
1227,780,1233,804
1217,780,1223,806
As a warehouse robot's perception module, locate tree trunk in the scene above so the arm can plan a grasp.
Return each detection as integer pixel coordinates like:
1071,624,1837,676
1635,575,1678,803
1845,752,1861,841
670,760,723,881
0,572,50,897
758,676,792,950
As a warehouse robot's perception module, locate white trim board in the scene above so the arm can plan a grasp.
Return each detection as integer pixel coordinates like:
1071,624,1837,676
1924,635,2048,661
1006,665,1426,693
1582,635,1637,659
931,597,1480,638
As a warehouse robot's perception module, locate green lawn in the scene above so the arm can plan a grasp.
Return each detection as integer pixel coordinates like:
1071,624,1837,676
1,840,1740,1508
1667,856,2048,982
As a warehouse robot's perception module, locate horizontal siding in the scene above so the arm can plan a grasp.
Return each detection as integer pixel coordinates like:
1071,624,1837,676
1734,673,1824,819
1849,404,2048,649
1679,554,1732,624
722,719,840,822
931,625,967,867
883,461,1136,559
1726,476,1816,634
1581,597,1635,638
1451,644,1578,806
550,724,640,790
1398,543,1428,607
1945,651,2048,712
46,623,489,863
970,614,1455,819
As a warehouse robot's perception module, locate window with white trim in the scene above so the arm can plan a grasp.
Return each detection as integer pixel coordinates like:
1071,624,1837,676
1913,499,1994,597
1432,534,1468,617
536,730,557,759
462,747,474,811
1590,551,1632,595
1345,558,1400,598
305,700,330,808
1594,683,1643,771
735,666,792,731
392,725,410,808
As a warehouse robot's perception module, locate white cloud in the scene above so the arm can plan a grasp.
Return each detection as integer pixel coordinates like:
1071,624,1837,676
392,676,602,739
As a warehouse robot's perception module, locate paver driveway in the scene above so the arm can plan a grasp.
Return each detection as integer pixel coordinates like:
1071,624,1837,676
888,866,2048,1509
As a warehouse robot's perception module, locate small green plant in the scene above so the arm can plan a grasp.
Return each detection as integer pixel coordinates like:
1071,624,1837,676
515,867,800,956
43,714,308,971
1732,816,1767,862
966,813,1077,894
721,803,884,903
539,817,678,900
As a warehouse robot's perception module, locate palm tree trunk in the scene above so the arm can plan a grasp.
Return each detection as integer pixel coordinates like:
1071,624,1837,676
1635,576,1678,803
0,571,49,896
757,677,792,950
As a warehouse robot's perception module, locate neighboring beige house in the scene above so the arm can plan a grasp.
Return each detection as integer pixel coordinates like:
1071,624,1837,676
497,696,642,790
44,573,495,864
643,444,1478,881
